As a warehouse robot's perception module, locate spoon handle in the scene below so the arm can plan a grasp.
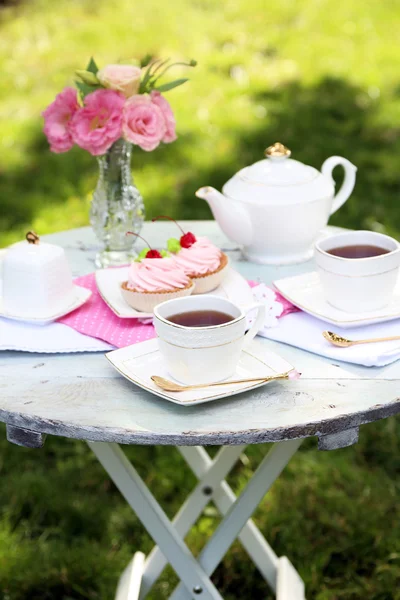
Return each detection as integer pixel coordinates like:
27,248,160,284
352,335,400,345
188,371,291,389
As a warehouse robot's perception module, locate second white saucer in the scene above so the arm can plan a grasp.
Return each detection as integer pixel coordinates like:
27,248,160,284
274,271,400,329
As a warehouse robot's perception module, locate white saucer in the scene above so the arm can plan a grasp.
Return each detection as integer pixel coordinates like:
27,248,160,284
96,266,253,318
274,271,400,329
0,285,92,324
105,338,295,406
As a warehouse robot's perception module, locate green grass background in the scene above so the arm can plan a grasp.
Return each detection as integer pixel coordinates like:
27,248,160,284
1,0,400,598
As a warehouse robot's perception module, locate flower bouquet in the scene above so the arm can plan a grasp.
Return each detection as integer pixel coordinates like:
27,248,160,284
43,56,196,267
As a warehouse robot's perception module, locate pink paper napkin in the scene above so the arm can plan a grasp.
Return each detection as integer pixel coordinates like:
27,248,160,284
57,272,156,348
57,274,298,349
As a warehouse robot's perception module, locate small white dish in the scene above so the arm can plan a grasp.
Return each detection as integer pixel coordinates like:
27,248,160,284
0,284,91,324
105,338,294,406
274,271,400,329
96,266,254,318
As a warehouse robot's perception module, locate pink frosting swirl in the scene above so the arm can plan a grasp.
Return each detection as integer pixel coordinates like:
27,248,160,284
127,257,191,292
172,237,222,275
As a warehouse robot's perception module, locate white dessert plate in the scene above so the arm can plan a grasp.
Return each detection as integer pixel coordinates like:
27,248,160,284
105,337,294,406
96,266,253,318
274,271,400,329
0,284,92,324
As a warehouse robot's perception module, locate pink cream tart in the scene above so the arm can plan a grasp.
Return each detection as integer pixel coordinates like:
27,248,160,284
172,237,229,294
121,257,194,312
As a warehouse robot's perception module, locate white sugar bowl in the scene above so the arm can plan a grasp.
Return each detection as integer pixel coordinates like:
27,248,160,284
2,232,75,318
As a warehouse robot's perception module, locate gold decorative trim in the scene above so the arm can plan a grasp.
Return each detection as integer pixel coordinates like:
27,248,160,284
154,312,244,330
316,264,398,279
265,142,291,158
156,334,244,349
274,282,400,325
26,231,40,245
106,345,293,405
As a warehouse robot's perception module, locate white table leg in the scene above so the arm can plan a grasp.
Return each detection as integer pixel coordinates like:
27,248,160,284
276,556,306,600
89,442,223,600
140,445,246,597
89,440,304,600
115,552,145,600
169,439,303,600
179,446,280,591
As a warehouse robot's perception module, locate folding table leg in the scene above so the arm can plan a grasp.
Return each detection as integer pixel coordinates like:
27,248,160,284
115,552,145,600
89,442,223,600
140,445,245,597
169,439,303,600
179,446,280,591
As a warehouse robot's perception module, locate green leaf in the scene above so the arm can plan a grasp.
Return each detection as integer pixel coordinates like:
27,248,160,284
76,70,99,85
167,238,181,253
139,62,156,94
86,57,99,75
160,249,169,258
140,54,153,68
75,80,100,100
154,78,189,93
134,247,151,262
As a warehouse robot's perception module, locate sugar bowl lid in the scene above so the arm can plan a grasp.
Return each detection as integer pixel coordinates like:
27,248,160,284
4,231,65,264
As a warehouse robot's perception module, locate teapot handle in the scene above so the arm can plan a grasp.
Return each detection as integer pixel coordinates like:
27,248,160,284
321,156,357,215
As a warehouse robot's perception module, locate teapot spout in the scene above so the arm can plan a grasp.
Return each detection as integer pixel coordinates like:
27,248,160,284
195,186,252,246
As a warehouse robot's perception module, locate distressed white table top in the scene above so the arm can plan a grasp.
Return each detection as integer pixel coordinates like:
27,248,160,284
1,222,399,446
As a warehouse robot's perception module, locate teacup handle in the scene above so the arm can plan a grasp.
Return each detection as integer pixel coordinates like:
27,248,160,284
243,302,266,348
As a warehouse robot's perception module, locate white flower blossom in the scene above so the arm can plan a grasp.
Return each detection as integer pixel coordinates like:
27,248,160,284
247,283,284,329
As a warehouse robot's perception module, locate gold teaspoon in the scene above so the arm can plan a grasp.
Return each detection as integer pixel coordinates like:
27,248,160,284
151,370,300,393
323,330,400,348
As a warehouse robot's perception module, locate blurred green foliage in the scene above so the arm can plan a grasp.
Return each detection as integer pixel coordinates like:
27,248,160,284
0,422,399,599
1,1,400,598
1,0,400,248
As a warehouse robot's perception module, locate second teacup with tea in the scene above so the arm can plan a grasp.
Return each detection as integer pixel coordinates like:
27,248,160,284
153,295,265,384
315,230,400,313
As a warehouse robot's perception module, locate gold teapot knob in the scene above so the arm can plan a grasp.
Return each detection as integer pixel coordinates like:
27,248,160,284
264,142,291,158
26,231,40,245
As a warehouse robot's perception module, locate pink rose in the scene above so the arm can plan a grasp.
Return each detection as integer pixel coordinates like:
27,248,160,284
122,95,166,151
97,64,142,97
42,87,79,153
150,91,177,143
69,89,125,156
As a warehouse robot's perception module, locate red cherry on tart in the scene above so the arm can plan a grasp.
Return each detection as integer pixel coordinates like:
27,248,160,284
145,249,162,258
152,216,197,248
180,231,196,248
121,231,194,312
151,216,229,294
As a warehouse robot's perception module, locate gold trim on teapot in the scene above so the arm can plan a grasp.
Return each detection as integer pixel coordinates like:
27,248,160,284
264,142,291,158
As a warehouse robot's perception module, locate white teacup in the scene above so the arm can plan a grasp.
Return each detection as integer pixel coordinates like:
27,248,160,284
153,295,265,384
315,230,400,313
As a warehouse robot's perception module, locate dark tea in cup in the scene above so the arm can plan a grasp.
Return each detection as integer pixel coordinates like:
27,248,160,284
167,310,234,327
327,245,390,259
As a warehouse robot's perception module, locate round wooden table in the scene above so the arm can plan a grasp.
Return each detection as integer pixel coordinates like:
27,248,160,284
1,222,399,600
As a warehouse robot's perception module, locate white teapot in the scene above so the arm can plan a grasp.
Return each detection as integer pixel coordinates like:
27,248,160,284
196,142,357,264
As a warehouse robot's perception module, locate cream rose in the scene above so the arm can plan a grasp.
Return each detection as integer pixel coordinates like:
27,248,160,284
97,64,142,98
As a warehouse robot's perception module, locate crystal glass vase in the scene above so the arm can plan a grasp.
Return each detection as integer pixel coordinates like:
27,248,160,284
90,139,145,268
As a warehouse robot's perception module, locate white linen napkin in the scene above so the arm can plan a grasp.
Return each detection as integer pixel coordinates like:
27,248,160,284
0,317,113,353
258,311,400,367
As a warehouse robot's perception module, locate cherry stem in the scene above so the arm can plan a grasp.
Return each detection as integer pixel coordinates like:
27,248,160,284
152,215,185,235
126,231,154,249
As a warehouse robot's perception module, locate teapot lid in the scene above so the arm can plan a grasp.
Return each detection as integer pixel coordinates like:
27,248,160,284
237,142,319,186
